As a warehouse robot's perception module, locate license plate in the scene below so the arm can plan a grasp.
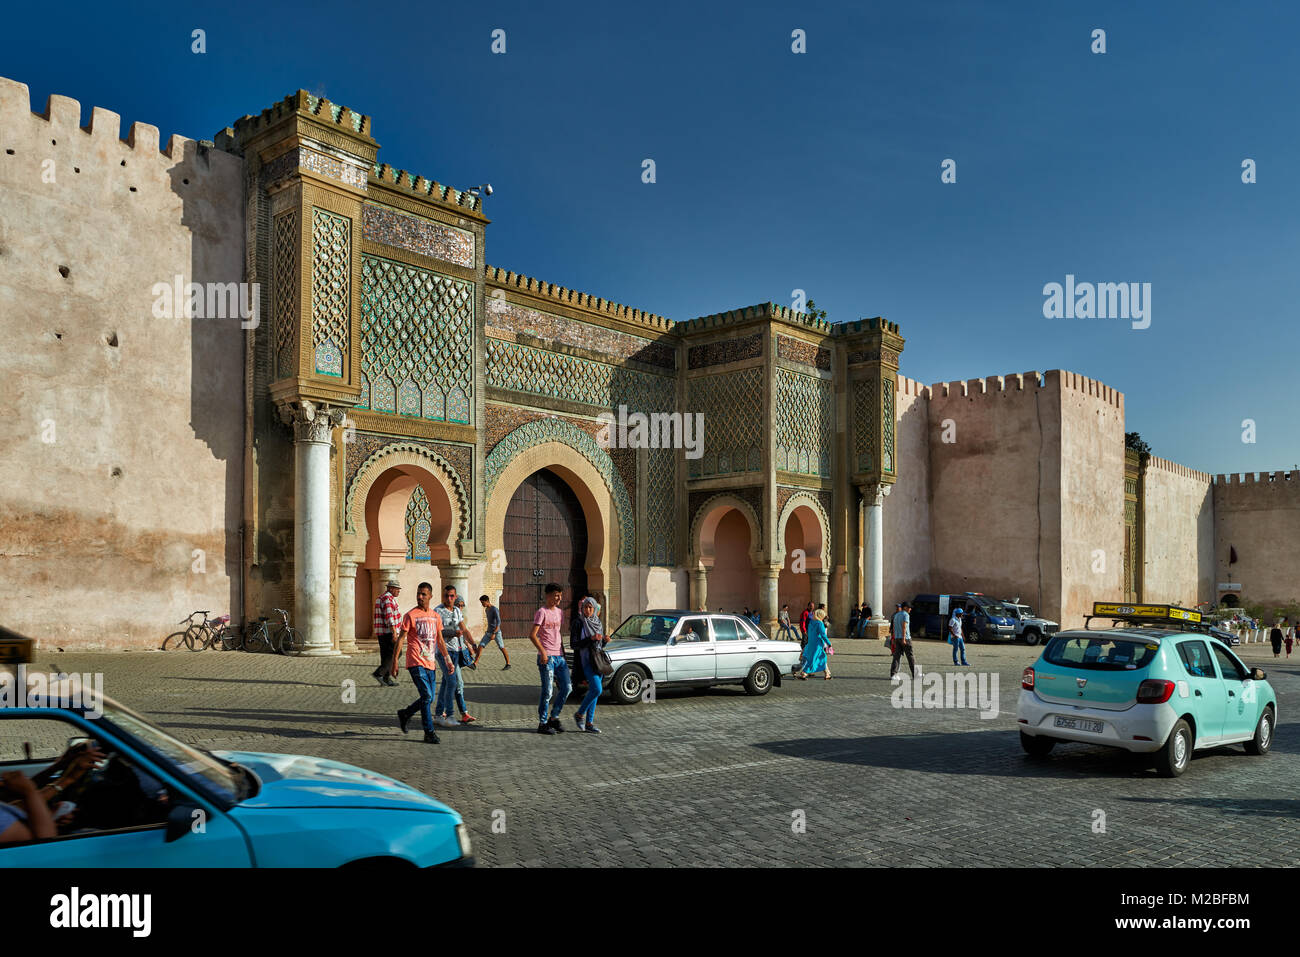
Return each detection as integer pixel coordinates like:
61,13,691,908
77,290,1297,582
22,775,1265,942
1054,716,1103,734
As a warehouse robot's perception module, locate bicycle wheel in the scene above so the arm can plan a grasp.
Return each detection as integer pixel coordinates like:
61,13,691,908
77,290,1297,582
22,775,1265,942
278,627,305,656
243,624,270,653
162,630,193,651
196,625,218,650
218,625,243,651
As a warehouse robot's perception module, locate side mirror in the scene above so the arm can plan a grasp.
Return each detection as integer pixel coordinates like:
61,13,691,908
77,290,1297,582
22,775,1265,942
67,736,91,750
1251,668,1267,681
165,803,204,843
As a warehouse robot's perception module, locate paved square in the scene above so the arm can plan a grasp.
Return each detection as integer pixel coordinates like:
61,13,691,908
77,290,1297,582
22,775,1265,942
32,637,1300,867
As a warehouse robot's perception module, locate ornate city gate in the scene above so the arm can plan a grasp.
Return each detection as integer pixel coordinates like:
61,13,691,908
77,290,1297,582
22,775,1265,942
501,469,590,639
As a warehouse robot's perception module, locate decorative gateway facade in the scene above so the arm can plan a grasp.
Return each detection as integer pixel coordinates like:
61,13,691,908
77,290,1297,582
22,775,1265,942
227,91,904,654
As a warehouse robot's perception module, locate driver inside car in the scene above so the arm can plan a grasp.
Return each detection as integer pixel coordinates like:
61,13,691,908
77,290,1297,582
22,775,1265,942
1,738,172,842
0,740,105,844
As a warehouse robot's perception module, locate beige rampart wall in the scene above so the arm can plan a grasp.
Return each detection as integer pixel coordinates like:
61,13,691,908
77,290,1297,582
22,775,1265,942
0,78,246,649
927,371,1061,619
1141,456,1213,607
1056,372,1125,627
1213,472,1300,609
883,375,933,605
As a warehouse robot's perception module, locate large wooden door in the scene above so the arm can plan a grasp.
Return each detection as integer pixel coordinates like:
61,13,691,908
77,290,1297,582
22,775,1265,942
501,469,589,640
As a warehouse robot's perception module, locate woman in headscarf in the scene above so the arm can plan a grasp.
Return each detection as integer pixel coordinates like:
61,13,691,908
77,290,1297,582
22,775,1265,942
572,597,608,732
796,608,832,680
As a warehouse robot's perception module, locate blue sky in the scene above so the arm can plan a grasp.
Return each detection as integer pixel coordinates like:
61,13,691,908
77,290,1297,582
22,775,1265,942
4,0,1297,474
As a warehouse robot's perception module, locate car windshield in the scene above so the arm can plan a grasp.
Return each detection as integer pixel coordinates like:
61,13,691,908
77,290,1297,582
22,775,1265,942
610,614,680,643
1043,634,1159,670
977,599,1011,618
100,697,245,804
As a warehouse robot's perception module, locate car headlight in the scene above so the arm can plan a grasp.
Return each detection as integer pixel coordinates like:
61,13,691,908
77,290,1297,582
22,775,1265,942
456,823,472,858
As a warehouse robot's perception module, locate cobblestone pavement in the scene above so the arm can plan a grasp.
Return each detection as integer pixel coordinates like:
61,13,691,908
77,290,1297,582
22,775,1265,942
29,637,1300,867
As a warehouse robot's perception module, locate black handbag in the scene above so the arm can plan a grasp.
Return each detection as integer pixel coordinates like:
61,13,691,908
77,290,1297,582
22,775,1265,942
590,645,615,678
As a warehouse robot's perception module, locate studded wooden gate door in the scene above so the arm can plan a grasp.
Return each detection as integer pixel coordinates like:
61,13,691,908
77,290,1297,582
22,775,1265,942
501,469,589,641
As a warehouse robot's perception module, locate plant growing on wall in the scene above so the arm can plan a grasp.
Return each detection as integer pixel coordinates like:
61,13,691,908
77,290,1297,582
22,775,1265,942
1125,432,1152,456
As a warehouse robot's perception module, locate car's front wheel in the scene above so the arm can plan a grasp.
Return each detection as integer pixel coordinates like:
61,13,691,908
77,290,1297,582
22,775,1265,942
1244,707,1274,755
1155,719,1193,777
612,665,646,705
1019,731,1055,757
744,662,774,696
1022,630,1041,646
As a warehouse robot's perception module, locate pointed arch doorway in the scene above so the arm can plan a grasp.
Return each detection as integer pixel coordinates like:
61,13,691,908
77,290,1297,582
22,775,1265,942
501,468,590,639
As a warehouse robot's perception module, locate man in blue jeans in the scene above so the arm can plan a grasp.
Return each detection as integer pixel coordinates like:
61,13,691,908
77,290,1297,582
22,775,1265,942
529,582,571,736
949,607,970,666
392,581,454,744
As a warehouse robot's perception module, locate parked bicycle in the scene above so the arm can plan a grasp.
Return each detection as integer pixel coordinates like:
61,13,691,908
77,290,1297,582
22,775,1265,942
242,608,305,655
162,611,235,652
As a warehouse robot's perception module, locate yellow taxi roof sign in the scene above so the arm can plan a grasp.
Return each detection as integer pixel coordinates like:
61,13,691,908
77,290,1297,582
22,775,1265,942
1091,602,1202,625
0,637,34,665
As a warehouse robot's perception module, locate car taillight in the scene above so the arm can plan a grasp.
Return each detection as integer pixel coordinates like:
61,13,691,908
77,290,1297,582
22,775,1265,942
1022,667,1035,690
1136,679,1175,704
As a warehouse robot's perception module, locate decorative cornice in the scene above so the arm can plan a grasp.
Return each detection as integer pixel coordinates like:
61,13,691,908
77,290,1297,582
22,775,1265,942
486,266,675,331
370,163,482,213
218,90,375,152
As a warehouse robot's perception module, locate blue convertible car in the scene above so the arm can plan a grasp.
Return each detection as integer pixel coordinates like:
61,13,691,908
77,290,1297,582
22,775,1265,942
0,685,472,867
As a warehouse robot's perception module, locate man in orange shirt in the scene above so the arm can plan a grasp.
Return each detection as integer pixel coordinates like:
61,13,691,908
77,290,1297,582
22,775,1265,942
393,581,455,744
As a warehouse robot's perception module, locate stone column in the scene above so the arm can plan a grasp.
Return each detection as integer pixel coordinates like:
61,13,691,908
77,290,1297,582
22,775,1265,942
337,560,358,654
372,565,403,612
435,562,471,604
863,482,891,640
810,570,829,609
857,494,867,605
285,402,345,656
690,567,708,611
758,565,781,637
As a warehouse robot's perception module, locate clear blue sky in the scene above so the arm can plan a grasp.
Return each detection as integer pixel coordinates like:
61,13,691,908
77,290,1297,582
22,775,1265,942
5,0,1297,474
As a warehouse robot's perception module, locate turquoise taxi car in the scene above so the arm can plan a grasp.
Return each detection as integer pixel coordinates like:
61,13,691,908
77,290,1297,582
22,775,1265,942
1017,603,1277,777
0,683,472,867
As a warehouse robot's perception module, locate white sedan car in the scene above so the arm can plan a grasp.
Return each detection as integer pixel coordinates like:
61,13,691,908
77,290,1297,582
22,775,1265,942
568,611,803,704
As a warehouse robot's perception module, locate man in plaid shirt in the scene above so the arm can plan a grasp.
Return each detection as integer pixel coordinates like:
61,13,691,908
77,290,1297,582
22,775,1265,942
372,580,402,686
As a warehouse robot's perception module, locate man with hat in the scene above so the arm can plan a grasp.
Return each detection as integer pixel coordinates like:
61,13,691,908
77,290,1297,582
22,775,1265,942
889,601,916,679
372,579,402,686
948,606,970,667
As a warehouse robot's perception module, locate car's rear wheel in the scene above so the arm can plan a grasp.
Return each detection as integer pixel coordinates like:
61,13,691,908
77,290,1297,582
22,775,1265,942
1019,731,1055,757
1155,719,1192,777
612,665,646,705
1244,708,1274,755
744,662,774,696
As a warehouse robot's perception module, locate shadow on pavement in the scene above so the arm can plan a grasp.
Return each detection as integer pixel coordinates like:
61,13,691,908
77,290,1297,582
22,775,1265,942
1118,796,1300,819
750,731,1266,781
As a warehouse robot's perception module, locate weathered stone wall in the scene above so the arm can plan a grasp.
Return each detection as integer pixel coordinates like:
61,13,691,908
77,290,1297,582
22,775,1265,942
927,372,1060,619
1213,472,1300,609
1141,456,1214,607
883,375,932,605
0,78,246,649
1056,372,1125,627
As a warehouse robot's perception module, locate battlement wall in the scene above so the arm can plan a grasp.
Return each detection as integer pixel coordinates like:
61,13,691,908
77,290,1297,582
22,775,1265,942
0,76,246,650
1146,455,1213,484
1142,456,1214,607
883,372,932,604
1212,469,1300,607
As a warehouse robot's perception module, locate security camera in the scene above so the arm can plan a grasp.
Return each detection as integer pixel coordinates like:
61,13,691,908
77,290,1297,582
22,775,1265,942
482,183,493,196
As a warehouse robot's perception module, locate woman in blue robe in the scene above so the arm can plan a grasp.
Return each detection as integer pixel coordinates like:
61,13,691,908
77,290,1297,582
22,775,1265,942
797,609,831,679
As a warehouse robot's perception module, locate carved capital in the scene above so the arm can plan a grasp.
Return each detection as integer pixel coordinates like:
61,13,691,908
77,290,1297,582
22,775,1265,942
280,400,347,444
859,482,891,507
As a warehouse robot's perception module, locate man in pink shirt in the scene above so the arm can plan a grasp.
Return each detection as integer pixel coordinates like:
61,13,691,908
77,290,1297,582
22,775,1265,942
529,582,571,735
